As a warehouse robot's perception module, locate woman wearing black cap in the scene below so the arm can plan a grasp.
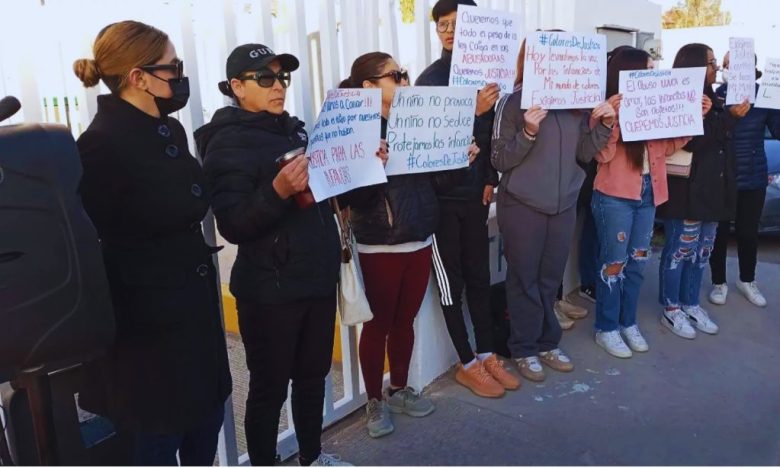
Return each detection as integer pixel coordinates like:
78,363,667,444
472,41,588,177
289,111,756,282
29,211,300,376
195,44,350,467
73,21,231,465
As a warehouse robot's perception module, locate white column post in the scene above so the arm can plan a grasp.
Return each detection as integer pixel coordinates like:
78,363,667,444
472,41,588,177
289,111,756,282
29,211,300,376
289,0,315,124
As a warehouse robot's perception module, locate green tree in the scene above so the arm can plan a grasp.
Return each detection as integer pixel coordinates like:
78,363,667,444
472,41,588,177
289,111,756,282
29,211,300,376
662,0,732,29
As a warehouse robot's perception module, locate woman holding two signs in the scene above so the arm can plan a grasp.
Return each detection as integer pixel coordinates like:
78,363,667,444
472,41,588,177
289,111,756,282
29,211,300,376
338,52,477,439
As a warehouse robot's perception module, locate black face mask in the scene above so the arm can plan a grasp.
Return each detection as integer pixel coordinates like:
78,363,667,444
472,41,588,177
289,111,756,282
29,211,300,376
146,77,190,116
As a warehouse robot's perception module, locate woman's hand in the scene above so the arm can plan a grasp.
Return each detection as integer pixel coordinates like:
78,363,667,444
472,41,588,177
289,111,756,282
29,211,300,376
376,139,389,167
482,184,494,206
467,142,480,164
523,105,548,136
592,101,616,127
729,98,750,118
607,93,623,119
702,94,712,116
476,83,501,116
272,156,308,199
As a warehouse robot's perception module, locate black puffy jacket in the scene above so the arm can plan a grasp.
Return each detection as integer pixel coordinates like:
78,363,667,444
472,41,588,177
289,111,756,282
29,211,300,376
195,107,340,306
715,83,780,190
656,92,739,222
415,48,499,201
340,118,464,245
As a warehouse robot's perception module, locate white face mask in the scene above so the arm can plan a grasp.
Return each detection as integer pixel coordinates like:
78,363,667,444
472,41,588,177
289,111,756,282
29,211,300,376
721,68,729,83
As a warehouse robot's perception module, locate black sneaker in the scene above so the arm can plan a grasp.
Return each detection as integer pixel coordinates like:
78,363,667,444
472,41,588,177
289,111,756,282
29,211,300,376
578,286,596,303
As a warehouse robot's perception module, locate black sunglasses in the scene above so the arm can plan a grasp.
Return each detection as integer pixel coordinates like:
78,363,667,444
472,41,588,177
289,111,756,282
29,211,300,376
241,70,292,88
140,60,184,81
368,69,409,84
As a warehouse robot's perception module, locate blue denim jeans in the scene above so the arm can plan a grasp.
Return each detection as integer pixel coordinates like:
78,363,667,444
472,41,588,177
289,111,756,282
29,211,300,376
658,219,718,309
591,175,656,331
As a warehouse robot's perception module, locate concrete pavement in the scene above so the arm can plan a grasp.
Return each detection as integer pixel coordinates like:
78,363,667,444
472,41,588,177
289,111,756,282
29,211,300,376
318,256,780,465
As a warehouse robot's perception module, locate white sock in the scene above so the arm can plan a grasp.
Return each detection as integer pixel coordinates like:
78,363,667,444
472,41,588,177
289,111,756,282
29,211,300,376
477,352,492,361
464,358,479,369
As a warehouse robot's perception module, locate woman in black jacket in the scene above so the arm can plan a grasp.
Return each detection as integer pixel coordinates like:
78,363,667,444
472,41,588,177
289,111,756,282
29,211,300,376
338,52,475,439
73,21,231,466
656,43,749,340
195,44,347,467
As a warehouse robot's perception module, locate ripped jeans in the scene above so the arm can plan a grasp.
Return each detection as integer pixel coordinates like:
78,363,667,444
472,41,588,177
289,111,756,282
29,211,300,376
658,219,718,309
592,175,655,332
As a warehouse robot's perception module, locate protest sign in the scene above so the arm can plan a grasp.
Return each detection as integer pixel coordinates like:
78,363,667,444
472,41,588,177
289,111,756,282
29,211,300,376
307,88,385,201
520,31,607,109
755,57,780,110
726,37,756,105
384,86,477,176
449,4,523,93
618,68,705,142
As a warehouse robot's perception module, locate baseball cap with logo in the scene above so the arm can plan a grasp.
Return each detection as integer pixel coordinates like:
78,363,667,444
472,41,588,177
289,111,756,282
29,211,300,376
225,43,300,80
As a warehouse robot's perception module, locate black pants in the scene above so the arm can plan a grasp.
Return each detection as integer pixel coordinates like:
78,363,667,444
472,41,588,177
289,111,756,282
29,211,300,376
238,292,336,466
432,199,493,365
497,195,575,358
710,188,766,284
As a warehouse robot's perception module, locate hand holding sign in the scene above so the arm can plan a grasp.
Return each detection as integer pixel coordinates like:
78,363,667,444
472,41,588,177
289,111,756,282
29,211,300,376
523,105,548,135
729,99,751,118
702,94,712,116
476,83,500,116
591,101,616,127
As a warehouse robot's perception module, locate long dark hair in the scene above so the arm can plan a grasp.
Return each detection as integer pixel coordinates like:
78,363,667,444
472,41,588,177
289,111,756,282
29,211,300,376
673,43,715,100
607,47,651,171
339,52,392,88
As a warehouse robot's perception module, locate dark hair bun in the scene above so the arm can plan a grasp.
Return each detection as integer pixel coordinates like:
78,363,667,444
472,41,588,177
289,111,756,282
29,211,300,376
218,80,234,97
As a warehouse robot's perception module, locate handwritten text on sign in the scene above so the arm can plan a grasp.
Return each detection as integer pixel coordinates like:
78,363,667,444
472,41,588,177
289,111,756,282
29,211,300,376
618,68,705,142
449,5,523,93
307,88,385,201
521,31,607,109
726,37,756,105
755,57,780,110
385,86,477,176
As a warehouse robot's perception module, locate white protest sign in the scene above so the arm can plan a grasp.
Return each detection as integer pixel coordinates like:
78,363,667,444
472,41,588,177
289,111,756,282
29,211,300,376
618,68,705,142
755,57,780,110
449,5,523,93
385,86,477,176
521,31,607,109
726,37,756,105
306,88,385,202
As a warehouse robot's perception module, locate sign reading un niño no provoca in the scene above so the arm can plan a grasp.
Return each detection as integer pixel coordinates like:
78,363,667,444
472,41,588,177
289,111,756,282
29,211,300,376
384,86,477,176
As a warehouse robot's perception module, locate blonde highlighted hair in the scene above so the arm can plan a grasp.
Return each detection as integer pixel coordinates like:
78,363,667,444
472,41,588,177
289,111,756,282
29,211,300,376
73,20,169,93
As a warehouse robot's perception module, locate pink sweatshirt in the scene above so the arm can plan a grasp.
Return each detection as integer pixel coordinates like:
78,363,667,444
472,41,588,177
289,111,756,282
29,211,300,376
592,122,691,206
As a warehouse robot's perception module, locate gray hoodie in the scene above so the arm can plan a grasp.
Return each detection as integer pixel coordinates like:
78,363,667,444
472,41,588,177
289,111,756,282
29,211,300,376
491,87,612,215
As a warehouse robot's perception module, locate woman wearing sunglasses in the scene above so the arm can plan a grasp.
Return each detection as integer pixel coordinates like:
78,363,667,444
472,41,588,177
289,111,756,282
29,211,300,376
196,44,349,467
73,21,231,465
338,52,476,439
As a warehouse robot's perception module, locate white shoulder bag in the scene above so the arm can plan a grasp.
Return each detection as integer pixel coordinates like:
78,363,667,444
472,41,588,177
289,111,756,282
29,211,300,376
331,198,373,326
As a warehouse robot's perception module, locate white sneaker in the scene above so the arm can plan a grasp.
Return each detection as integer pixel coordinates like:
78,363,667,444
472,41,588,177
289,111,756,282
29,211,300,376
736,280,767,307
661,308,696,339
595,330,632,358
683,305,719,335
620,325,649,352
709,284,728,305
309,453,353,466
